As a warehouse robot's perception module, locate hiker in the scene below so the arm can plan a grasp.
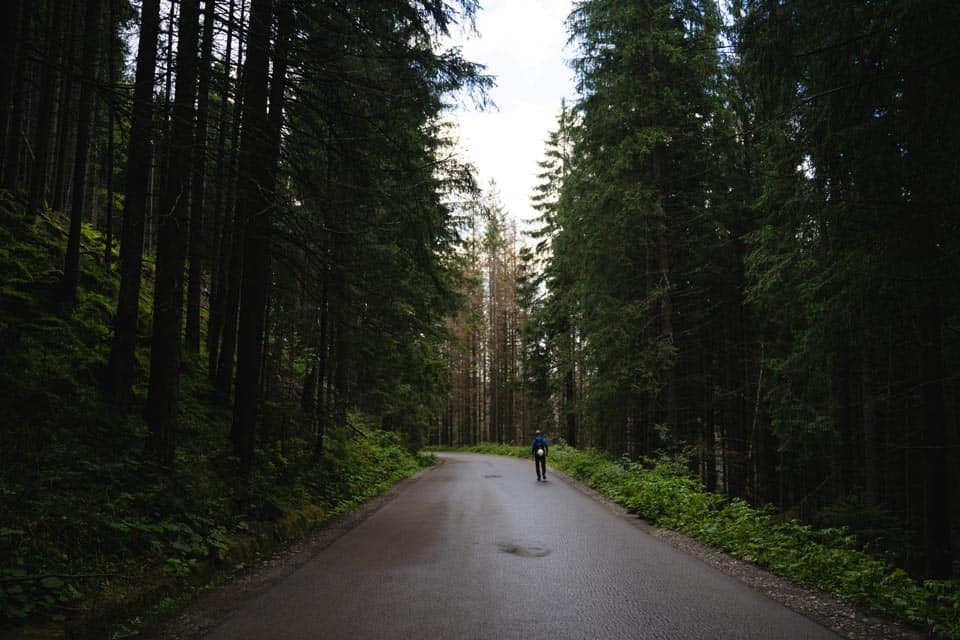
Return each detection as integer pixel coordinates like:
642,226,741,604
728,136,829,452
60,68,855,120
532,430,549,481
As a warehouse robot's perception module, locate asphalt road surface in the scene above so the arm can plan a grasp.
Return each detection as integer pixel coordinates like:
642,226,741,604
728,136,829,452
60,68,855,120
203,453,839,639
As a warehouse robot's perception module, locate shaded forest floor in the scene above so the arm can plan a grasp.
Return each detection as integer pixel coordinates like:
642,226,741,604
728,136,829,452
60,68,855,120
0,196,431,638
428,445,960,639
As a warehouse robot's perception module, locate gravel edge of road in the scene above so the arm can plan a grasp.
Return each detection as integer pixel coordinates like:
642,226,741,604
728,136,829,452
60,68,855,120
547,465,925,640
148,455,925,640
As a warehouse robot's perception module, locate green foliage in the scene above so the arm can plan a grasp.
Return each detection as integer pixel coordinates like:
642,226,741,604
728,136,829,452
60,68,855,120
106,515,229,576
0,195,431,632
529,0,743,457
0,424,426,630
0,529,80,620
815,497,911,560
312,427,426,513
440,445,960,638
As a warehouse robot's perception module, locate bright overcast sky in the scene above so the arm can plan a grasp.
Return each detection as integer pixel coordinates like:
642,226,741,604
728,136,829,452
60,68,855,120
445,0,577,226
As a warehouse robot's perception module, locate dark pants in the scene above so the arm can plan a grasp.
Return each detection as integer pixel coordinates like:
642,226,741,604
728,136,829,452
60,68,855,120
535,454,547,479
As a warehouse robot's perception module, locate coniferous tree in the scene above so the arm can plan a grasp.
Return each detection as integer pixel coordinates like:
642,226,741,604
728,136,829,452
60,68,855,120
27,0,68,217
207,0,242,380
106,0,162,402
0,0,25,184
553,0,728,455
61,0,105,305
737,0,958,579
230,0,277,475
527,102,578,445
144,0,200,462
184,0,216,357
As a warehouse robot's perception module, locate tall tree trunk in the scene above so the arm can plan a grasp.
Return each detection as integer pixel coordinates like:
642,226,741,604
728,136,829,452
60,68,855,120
331,320,351,431
27,0,67,217
2,1,31,192
104,101,114,267
144,0,200,463
861,343,880,506
903,13,954,575
312,275,330,458
104,0,117,270
157,0,177,200
230,0,276,476
207,0,242,379
213,0,248,390
564,328,577,447
61,0,104,306
184,0,216,357
106,0,162,402
0,0,24,180
918,296,951,579
51,0,80,214
215,203,243,397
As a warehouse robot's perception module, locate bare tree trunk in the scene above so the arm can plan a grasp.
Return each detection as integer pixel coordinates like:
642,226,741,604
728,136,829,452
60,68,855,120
61,0,104,306
157,0,177,198
215,202,242,396
207,0,242,379
918,295,951,578
104,0,117,269
184,0,216,357
144,0,200,463
230,0,279,475
27,0,67,217
313,275,330,459
861,344,880,505
0,0,24,180
213,0,248,391
51,1,80,213
2,0,30,191
105,0,161,402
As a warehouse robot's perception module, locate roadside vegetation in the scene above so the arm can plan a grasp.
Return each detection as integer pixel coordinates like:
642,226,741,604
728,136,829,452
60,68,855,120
0,201,431,638
432,444,960,639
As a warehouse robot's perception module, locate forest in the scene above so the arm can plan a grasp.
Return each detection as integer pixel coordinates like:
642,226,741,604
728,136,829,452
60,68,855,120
0,0,489,631
0,0,957,635
439,0,959,586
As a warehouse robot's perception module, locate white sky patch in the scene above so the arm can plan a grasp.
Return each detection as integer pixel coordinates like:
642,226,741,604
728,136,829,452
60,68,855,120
444,0,576,227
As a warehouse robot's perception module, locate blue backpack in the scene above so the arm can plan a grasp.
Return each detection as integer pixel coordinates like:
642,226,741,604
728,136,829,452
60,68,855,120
533,435,548,455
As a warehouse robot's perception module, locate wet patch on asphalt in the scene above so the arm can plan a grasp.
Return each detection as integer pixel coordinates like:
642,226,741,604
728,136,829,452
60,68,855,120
498,542,551,558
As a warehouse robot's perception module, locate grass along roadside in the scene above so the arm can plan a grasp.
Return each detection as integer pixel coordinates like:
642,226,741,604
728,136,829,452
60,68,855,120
428,444,959,638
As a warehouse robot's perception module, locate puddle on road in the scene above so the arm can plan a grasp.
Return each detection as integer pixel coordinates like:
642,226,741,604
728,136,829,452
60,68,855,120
498,542,551,558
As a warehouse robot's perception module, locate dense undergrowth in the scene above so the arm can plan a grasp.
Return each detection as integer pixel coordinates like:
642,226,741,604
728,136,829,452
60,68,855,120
0,196,430,638
437,444,960,638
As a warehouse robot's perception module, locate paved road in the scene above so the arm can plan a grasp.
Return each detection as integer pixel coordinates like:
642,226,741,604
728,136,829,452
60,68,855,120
204,453,839,639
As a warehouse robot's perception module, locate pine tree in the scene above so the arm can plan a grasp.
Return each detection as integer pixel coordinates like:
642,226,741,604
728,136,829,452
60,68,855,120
737,0,958,577
144,0,200,463
106,0,162,402
61,0,105,305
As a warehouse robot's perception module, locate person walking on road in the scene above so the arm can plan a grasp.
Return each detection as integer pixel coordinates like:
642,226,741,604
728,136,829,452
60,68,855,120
532,430,549,481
